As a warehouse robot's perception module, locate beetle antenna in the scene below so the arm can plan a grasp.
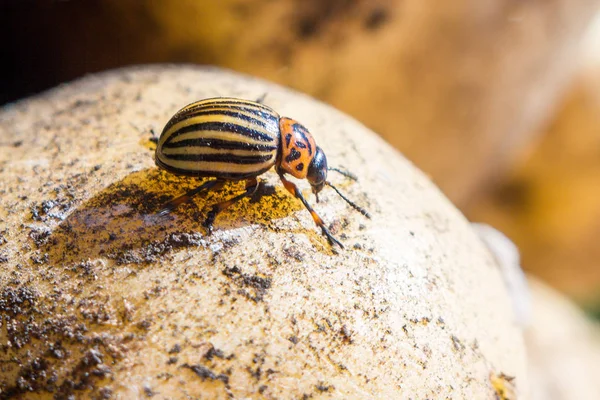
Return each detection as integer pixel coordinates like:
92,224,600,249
255,93,268,104
328,167,358,181
326,182,371,219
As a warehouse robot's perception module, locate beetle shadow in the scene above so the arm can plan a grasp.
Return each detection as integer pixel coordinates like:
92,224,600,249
42,168,303,267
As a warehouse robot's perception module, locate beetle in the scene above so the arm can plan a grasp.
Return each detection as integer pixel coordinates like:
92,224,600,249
154,97,369,248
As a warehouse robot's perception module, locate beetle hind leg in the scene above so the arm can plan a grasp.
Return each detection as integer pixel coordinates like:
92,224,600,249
158,179,224,216
203,178,260,234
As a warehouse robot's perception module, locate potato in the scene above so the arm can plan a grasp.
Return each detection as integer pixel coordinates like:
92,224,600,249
0,66,526,398
467,67,600,303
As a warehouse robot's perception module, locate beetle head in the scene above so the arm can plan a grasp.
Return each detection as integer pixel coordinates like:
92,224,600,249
307,146,328,195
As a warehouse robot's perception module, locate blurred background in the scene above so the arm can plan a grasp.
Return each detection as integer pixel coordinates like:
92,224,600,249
2,0,600,362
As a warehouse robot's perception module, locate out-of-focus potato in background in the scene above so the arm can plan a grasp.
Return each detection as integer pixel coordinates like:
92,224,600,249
2,1,600,307
469,19,600,305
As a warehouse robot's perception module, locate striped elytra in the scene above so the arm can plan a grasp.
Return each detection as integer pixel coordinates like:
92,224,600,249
156,98,281,179
155,97,370,249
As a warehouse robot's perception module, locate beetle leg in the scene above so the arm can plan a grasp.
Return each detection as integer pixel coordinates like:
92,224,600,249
277,172,344,249
158,179,224,216
203,178,260,234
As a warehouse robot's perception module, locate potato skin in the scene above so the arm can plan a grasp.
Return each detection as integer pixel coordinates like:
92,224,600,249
0,66,526,398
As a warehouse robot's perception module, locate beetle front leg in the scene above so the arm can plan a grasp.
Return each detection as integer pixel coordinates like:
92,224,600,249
277,172,343,249
203,178,260,234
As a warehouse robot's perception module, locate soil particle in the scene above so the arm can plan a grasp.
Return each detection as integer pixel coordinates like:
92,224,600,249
316,383,334,392
222,266,272,302
28,226,52,247
182,364,230,385
168,343,181,354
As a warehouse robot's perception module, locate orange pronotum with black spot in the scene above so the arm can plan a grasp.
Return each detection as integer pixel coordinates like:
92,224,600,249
278,117,317,179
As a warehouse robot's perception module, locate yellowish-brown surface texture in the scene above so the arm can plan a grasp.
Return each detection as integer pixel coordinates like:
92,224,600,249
0,66,526,398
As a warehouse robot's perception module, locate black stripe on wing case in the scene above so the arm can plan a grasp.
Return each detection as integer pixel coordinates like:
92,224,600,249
177,109,274,129
168,122,275,142
163,153,274,164
163,138,277,151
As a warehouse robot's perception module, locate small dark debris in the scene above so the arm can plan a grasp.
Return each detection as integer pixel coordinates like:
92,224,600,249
283,245,305,262
30,252,49,265
222,266,272,302
288,336,299,344
30,196,72,222
82,348,103,366
70,260,96,277
168,343,181,354
451,335,466,354
117,232,206,265
137,319,153,331
247,365,262,381
182,364,229,385
339,325,353,344
316,383,333,392
167,356,178,365
99,387,113,399
47,342,66,359
29,226,51,247
204,346,230,361
51,349,112,397
144,384,156,397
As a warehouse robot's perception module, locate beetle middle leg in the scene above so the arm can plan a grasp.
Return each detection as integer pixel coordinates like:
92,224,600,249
203,177,260,233
277,171,343,248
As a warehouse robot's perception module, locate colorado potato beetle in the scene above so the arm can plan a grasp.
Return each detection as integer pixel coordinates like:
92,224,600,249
154,97,369,248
